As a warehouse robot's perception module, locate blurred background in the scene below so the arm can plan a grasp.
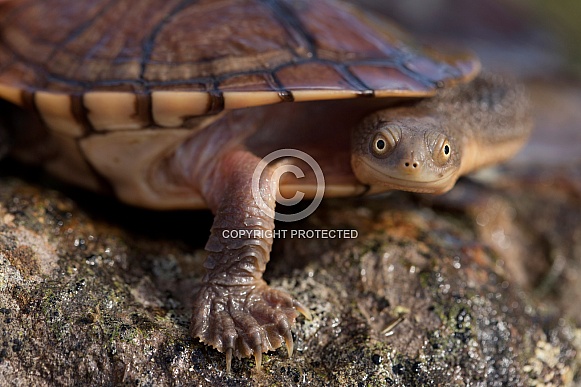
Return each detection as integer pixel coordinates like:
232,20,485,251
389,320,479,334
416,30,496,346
354,0,581,77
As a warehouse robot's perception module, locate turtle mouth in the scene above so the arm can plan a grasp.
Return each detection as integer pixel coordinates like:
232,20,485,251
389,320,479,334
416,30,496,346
358,158,458,194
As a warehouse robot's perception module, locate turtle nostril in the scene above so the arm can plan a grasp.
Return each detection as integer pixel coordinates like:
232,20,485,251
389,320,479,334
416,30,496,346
412,162,418,168
405,162,410,167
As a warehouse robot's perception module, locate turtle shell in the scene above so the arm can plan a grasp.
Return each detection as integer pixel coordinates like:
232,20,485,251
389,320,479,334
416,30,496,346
0,0,479,136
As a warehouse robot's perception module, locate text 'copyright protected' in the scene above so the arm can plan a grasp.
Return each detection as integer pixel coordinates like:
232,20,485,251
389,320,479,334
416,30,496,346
222,229,358,239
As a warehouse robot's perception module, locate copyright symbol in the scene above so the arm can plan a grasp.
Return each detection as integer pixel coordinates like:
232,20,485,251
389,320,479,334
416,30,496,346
251,149,325,222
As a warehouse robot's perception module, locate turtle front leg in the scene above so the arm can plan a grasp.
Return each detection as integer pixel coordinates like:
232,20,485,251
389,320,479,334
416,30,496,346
191,149,310,372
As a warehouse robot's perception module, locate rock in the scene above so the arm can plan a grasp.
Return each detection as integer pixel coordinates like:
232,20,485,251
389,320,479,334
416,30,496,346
0,147,578,385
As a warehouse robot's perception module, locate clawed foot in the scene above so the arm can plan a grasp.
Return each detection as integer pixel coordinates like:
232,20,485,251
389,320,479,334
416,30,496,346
190,280,311,372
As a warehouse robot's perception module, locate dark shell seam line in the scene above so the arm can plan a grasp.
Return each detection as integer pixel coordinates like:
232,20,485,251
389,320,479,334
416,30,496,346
20,89,40,119
70,93,94,133
263,71,294,102
335,65,374,96
138,0,201,122
260,0,317,58
45,0,118,66
135,92,155,129
207,90,225,115
139,0,200,84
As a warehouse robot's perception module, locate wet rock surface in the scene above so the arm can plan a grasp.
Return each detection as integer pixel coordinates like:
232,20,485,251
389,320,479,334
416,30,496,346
2,0,581,386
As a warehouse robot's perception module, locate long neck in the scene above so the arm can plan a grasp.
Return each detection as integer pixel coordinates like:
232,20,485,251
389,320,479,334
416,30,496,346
429,74,532,173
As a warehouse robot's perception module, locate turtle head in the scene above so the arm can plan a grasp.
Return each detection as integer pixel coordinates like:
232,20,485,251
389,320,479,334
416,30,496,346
351,108,462,194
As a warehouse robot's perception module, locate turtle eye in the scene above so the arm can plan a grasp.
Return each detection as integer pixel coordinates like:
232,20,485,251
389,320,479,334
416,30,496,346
373,135,388,154
426,131,452,166
371,127,400,157
433,137,452,166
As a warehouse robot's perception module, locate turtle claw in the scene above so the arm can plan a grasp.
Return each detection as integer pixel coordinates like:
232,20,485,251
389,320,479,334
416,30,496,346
191,280,307,371
284,330,294,358
254,350,263,371
294,300,312,321
226,348,233,373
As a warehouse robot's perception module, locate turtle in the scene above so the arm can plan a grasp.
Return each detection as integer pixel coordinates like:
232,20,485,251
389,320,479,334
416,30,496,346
0,0,531,372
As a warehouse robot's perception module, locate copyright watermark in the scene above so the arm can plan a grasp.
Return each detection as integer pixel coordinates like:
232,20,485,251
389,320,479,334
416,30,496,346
222,229,359,239
252,148,325,222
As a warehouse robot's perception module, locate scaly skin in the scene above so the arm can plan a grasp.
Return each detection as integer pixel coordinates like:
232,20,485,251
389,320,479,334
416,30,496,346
190,149,310,372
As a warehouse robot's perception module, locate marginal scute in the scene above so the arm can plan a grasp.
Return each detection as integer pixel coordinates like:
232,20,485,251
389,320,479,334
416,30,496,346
451,56,482,84
374,89,436,98
404,56,456,83
291,89,359,102
350,65,431,94
0,84,22,106
276,62,357,91
83,92,146,131
218,73,273,92
223,91,282,110
151,91,210,128
35,92,84,137
414,46,482,85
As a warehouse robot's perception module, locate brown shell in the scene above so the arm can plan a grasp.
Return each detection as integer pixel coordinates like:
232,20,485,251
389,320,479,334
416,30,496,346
0,0,479,135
